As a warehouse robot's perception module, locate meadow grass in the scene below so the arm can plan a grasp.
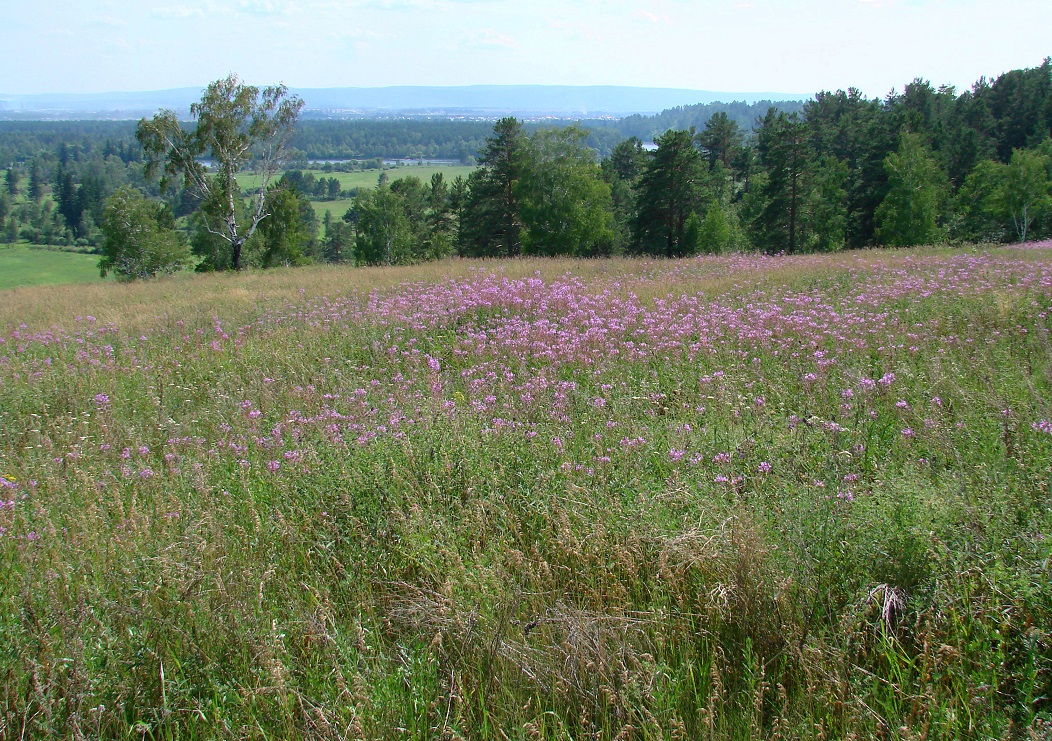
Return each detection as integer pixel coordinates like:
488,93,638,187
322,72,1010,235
236,163,476,224
0,243,104,290
236,164,477,194
312,197,357,222
1,245,1051,739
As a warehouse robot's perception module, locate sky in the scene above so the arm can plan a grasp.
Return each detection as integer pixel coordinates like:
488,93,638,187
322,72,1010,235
2,0,1050,99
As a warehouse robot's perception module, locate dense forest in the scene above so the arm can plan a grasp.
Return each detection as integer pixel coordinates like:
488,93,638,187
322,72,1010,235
596,99,807,142
320,58,1052,267
1,59,1050,274
0,102,808,166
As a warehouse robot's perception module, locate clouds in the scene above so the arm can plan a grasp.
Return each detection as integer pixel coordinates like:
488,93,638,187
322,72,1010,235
634,9,671,23
1,0,1050,98
151,4,206,17
475,29,519,49
545,17,606,43
239,0,300,14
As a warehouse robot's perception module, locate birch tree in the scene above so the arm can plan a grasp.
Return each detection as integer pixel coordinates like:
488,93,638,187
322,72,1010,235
1001,148,1050,242
136,74,303,270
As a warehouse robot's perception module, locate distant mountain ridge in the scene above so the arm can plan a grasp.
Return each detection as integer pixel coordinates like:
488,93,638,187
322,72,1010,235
0,85,809,119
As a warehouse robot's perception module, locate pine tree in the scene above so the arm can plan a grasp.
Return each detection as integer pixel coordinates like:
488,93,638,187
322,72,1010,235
756,110,811,253
696,112,744,171
28,163,45,200
632,129,705,257
5,167,20,198
459,118,528,257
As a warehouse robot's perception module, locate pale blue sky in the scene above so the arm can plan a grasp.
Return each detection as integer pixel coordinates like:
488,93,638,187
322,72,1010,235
2,0,1049,98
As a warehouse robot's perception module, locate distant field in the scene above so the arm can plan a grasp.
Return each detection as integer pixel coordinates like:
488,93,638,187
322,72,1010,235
234,163,475,224
0,244,104,290
236,164,476,193
311,197,356,221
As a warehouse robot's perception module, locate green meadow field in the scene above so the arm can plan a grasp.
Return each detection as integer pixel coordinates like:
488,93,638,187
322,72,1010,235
311,197,357,222
236,164,476,193
0,163,476,290
235,163,476,222
0,244,104,290
2,245,1051,738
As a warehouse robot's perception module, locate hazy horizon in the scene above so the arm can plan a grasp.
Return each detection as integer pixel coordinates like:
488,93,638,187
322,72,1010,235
0,83,808,99
2,1,1049,101
0,84,811,120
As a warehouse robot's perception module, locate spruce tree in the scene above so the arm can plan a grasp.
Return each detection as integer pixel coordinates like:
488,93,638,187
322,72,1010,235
631,129,705,257
458,117,527,257
5,167,20,198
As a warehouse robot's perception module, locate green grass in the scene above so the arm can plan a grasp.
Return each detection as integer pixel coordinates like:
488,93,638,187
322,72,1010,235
236,164,476,193
1,247,1051,738
235,164,475,223
311,196,356,222
0,243,104,289
236,163,475,224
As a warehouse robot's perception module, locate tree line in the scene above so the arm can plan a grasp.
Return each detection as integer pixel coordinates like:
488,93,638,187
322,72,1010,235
336,58,1052,266
0,118,638,168
0,138,149,248
599,99,806,143
3,59,1051,279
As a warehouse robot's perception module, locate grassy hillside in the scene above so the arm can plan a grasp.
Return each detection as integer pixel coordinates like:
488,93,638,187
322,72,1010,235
0,243,104,290
1,246,1051,738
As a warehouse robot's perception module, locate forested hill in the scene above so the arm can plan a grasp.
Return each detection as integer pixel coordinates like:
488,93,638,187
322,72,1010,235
606,99,808,142
0,98,807,165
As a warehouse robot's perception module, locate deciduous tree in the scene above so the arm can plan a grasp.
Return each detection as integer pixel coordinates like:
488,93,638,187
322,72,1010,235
876,133,947,246
1001,147,1050,242
137,74,303,270
953,159,1007,242
351,183,414,266
98,186,191,280
519,126,615,257
256,187,316,268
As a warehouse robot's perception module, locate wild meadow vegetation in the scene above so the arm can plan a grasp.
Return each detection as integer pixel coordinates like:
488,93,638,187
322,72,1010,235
2,242,1051,738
